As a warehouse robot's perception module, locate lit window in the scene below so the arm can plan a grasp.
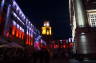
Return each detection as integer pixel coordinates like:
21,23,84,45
42,27,46,35
16,29,19,37
63,45,66,48
13,21,16,26
17,24,19,29
12,21,16,36
21,32,24,40
26,39,28,45
46,30,50,35
12,26,16,36
16,24,19,37
19,27,22,38
6,32,9,37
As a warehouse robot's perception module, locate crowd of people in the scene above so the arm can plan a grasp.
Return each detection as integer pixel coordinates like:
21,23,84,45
0,46,72,63
0,47,50,63
32,47,50,63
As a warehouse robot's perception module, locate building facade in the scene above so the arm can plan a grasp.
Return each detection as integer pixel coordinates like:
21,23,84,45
87,10,96,27
69,0,96,57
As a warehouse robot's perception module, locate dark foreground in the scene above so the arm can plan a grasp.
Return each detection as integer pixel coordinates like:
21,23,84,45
0,56,96,63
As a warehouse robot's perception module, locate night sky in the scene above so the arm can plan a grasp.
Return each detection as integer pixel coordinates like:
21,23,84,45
16,0,71,40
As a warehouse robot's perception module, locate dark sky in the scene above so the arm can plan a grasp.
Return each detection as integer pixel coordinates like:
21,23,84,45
16,0,71,40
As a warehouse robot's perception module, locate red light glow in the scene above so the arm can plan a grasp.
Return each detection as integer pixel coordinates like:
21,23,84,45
12,26,16,36
16,29,19,37
21,32,24,39
0,16,4,24
6,32,9,37
63,45,66,48
69,43,73,47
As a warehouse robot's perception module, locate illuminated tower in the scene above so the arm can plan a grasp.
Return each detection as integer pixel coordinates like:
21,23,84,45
69,0,96,57
41,21,52,48
42,21,52,36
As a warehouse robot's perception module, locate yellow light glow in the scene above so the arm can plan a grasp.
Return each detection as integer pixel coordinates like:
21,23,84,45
42,27,46,35
47,30,50,35
42,25,52,35
49,27,52,35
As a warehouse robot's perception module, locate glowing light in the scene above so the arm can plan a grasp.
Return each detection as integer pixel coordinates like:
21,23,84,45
1,0,5,8
6,32,9,37
60,40,62,42
63,45,66,48
12,26,16,36
42,26,52,35
16,29,19,37
46,30,50,35
12,21,16,36
75,0,87,27
68,38,72,42
34,42,41,50
21,14,25,19
69,43,73,47
17,24,19,29
30,42,32,46
31,24,33,26
42,27,46,35
54,44,58,48
21,32,24,39
49,27,52,35
13,1,16,7
44,21,50,26
13,12,24,25
0,0,5,14
81,32,85,34
26,40,28,45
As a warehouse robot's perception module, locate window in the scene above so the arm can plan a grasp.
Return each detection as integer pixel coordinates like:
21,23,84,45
12,21,16,36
